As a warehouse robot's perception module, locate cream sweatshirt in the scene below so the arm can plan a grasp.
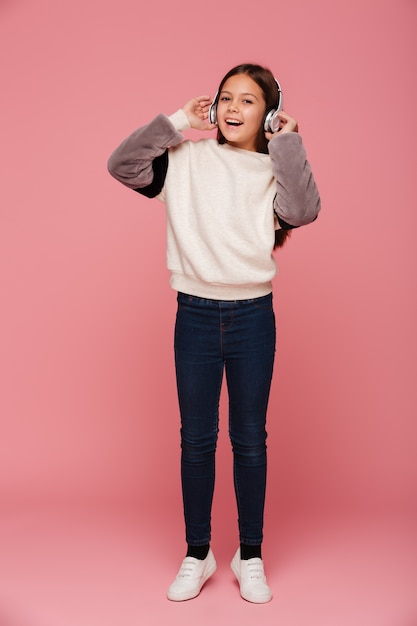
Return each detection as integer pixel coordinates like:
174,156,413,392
108,109,320,299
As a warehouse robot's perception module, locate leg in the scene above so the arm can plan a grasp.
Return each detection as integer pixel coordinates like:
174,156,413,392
223,294,276,546
174,293,224,546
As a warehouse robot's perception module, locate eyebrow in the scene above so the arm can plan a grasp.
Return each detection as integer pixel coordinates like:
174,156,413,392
220,90,259,100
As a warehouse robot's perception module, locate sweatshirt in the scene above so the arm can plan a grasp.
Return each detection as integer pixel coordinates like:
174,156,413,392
108,108,320,300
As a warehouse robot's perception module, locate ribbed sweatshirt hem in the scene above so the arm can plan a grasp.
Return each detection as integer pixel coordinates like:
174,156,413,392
170,272,273,300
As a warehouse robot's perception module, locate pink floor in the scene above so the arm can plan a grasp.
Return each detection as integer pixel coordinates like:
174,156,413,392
0,506,415,626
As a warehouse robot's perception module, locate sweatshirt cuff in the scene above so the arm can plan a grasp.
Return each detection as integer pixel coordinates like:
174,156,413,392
168,109,191,132
268,130,301,148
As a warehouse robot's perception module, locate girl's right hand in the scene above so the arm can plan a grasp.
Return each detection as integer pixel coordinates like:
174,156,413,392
182,96,217,131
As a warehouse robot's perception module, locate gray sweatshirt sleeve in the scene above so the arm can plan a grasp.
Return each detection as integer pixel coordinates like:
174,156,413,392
107,113,185,190
268,132,321,228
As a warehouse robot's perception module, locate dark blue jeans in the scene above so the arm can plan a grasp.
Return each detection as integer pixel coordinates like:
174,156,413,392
174,291,276,547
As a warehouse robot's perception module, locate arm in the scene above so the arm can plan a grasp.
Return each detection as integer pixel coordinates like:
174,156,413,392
107,111,188,195
267,112,321,228
107,97,216,197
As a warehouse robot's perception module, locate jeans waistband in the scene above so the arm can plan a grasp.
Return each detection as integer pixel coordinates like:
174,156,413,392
177,291,273,306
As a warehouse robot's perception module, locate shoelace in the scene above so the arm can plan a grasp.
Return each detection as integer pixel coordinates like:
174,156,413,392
177,560,198,579
247,561,266,580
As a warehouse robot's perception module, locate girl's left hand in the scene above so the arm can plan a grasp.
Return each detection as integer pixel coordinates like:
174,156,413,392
265,111,299,140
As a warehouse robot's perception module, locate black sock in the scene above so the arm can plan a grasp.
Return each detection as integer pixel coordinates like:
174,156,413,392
240,543,262,560
186,544,210,560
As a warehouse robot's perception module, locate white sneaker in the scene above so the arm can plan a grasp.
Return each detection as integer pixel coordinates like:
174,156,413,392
167,549,217,601
231,548,272,603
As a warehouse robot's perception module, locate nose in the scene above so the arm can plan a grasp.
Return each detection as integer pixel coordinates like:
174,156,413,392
227,100,238,112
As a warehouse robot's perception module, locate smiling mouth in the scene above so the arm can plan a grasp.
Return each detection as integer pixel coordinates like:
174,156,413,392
225,119,243,126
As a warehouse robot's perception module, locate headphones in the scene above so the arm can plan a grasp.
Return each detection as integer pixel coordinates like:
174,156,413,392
209,77,283,133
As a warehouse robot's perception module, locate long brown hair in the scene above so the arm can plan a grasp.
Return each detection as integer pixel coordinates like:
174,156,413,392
216,63,291,249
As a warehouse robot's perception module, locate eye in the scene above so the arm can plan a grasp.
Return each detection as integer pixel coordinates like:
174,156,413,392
242,99,253,104
220,96,230,101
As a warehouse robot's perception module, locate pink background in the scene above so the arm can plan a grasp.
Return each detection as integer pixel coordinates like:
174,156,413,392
1,0,416,625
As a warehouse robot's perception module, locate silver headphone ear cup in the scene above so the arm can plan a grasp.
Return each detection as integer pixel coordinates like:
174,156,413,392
209,90,219,125
264,110,275,133
209,103,217,125
265,110,281,133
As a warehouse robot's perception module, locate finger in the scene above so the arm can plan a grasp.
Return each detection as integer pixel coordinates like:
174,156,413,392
202,122,217,130
195,95,213,104
265,121,298,140
276,110,291,119
277,111,298,126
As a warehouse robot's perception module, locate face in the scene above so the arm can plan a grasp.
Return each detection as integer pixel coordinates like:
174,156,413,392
216,73,266,151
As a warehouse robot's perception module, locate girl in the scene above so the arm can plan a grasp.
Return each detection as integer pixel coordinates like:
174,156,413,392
108,63,320,603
